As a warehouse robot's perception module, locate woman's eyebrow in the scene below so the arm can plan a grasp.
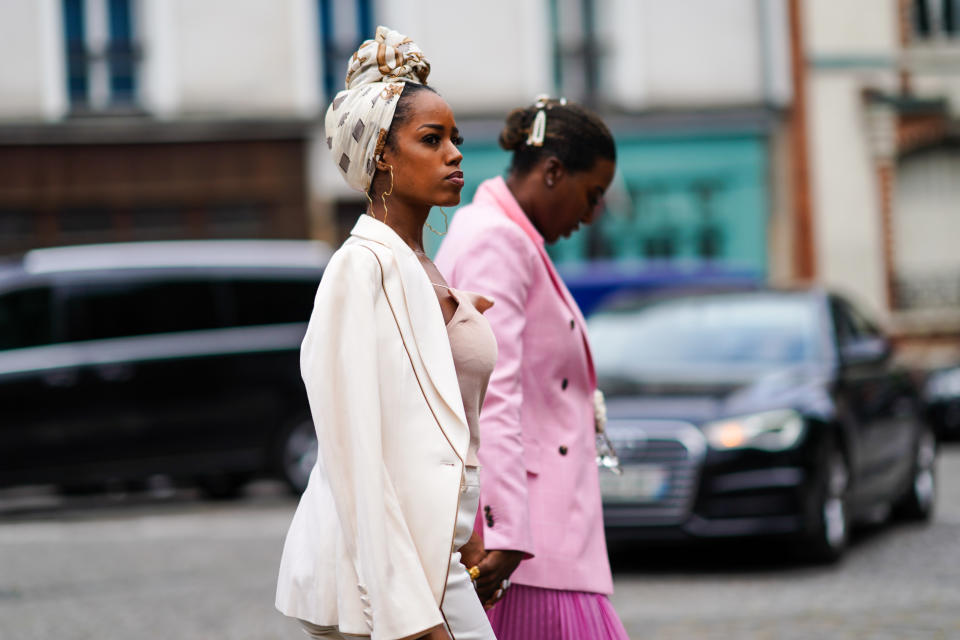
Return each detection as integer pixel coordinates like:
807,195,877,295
417,123,460,139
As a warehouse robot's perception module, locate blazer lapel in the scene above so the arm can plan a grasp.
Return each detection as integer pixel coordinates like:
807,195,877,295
349,215,469,442
479,178,598,387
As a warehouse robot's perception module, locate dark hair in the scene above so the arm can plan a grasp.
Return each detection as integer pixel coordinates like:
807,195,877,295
383,82,438,153
499,99,615,175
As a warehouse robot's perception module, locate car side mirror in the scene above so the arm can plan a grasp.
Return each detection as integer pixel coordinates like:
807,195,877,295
840,336,891,365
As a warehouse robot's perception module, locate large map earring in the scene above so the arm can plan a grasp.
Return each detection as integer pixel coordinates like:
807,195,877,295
425,207,449,237
379,164,395,226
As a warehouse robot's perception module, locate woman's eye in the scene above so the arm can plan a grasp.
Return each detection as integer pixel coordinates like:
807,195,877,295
423,134,440,144
452,135,464,146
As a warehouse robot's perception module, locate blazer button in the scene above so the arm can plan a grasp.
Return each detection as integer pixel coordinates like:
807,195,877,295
559,445,568,456
570,319,575,330
561,378,569,390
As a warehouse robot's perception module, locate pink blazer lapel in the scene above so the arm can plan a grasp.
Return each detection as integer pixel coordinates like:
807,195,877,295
480,178,597,388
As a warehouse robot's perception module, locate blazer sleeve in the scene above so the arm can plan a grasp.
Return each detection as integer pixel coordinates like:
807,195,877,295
441,225,536,558
300,245,444,640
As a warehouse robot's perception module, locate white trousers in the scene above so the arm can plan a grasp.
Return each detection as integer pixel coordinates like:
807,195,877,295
300,467,495,640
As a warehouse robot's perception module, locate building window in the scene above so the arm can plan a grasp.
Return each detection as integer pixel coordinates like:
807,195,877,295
317,0,373,102
107,0,137,103
548,0,600,106
61,0,140,110
913,0,960,39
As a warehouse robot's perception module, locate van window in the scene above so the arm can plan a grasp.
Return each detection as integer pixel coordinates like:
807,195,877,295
0,287,53,350
62,279,224,342
225,278,318,327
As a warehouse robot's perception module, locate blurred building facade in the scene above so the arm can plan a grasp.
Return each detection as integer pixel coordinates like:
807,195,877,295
800,0,960,360
0,0,958,357
0,0,319,254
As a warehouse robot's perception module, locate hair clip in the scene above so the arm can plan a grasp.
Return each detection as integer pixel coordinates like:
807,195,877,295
526,94,568,146
526,109,546,147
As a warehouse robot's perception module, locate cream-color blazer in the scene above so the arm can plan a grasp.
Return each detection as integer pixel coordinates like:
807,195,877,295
276,215,470,640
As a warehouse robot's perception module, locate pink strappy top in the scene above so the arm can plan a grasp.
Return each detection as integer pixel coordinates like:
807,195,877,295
444,288,498,467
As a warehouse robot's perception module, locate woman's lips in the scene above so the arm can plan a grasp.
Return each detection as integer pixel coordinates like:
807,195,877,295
446,171,464,187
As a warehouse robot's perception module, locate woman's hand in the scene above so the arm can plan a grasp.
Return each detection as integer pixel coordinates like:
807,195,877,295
476,549,524,608
459,531,487,571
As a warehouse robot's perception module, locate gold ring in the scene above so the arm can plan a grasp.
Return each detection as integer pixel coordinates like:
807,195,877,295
468,565,480,581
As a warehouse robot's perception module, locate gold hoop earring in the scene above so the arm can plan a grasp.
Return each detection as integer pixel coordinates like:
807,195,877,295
425,206,449,237
380,164,394,226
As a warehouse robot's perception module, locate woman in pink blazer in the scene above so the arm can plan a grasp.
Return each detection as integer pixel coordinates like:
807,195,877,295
435,97,628,639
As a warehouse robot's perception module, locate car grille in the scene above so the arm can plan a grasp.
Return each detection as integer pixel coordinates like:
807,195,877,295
601,419,706,526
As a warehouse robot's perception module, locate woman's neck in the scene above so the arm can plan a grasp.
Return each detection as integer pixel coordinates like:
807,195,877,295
505,173,547,239
367,200,429,253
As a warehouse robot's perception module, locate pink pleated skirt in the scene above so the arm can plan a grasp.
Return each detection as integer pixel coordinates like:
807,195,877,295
486,583,630,640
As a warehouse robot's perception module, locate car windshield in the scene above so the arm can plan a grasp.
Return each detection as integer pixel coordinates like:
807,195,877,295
588,294,821,380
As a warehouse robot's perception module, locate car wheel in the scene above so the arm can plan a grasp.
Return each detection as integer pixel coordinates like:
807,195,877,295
893,425,936,521
799,444,850,563
278,417,317,494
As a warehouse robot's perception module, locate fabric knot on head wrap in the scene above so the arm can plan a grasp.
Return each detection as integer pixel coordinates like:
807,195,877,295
345,26,430,89
325,26,431,193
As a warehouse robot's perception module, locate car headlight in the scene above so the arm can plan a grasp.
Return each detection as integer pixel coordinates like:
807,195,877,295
925,368,960,400
702,409,805,452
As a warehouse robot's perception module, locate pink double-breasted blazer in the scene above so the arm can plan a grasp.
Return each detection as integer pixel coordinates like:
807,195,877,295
435,177,614,594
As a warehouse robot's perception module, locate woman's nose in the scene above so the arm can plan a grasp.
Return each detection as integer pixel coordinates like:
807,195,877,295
445,141,462,165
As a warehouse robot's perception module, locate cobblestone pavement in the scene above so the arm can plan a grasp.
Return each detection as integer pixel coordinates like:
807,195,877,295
608,444,960,639
0,446,957,640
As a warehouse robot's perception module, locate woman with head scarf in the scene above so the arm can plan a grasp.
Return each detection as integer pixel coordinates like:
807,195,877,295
276,27,498,640
435,97,629,639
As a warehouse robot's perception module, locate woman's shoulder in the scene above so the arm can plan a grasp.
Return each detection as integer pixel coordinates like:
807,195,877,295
324,239,385,283
437,212,537,290
447,204,533,252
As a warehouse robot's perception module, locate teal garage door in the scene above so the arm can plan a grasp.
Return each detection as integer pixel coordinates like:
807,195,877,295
427,133,769,277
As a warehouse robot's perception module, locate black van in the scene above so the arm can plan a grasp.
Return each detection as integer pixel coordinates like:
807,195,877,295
0,240,330,497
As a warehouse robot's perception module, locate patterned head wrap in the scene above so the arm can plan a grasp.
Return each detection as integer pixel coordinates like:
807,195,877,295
324,26,431,193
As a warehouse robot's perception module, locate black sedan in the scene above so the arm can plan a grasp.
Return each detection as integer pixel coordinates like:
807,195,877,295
588,289,936,561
